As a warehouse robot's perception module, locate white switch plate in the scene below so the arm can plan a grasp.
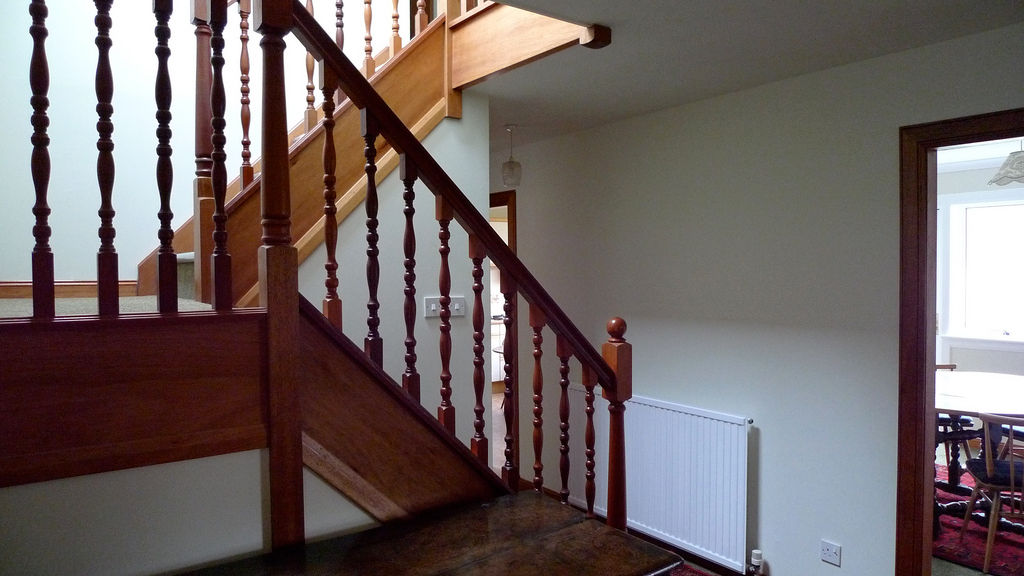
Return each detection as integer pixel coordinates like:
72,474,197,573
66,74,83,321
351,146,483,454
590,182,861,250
821,539,841,567
423,296,466,318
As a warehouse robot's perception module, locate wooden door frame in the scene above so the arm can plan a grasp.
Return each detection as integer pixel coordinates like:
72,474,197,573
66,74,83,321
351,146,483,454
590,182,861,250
897,107,1024,575
490,189,522,484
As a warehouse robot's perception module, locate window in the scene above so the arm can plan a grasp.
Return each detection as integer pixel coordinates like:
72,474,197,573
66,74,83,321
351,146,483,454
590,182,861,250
938,191,1024,340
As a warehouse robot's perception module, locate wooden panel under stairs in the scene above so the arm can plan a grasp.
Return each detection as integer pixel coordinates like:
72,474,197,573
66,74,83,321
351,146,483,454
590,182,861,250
181,492,682,575
297,298,507,521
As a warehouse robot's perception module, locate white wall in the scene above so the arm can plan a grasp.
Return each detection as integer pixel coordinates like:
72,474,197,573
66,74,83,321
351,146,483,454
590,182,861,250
493,22,1024,576
0,451,375,575
0,1,408,281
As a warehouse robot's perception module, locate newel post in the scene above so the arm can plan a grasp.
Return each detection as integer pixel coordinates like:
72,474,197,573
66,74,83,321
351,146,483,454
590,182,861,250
254,0,304,550
602,317,631,530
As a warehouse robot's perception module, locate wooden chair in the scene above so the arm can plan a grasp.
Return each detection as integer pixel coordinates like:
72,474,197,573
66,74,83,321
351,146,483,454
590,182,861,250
960,413,1024,573
936,364,977,467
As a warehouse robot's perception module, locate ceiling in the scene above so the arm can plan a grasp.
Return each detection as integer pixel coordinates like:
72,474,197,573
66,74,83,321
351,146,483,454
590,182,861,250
471,0,1024,153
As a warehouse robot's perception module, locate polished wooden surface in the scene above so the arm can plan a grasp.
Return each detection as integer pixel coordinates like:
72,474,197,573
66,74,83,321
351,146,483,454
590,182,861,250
0,311,267,487
437,195,455,433
401,156,421,402
469,233,487,464
29,0,54,319
181,492,680,576
449,3,596,89
94,0,118,316
154,0,178,313
529,303,546,492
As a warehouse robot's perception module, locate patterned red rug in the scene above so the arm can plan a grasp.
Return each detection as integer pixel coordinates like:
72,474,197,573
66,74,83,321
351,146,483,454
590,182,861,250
934,465,1024,575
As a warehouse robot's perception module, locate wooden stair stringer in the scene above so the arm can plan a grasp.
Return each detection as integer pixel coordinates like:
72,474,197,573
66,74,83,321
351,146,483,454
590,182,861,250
296,297,508,520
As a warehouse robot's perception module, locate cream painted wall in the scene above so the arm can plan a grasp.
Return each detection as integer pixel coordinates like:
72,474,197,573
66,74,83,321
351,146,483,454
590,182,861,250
491,22,1024,576
0,451,375,575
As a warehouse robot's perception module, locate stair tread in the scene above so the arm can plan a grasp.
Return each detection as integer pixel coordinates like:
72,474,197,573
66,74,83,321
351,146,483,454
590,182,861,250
180,492,681,576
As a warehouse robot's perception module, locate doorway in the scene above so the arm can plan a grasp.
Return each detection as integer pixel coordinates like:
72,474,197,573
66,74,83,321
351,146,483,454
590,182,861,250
489,190,519,476
897,107,1024,575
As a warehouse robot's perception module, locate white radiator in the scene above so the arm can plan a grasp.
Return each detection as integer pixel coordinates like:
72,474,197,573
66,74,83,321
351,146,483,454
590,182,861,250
567,390,751,573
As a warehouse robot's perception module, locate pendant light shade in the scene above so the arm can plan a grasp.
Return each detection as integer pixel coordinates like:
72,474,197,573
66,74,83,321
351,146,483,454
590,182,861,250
989,150,1024,186
502,124,522,188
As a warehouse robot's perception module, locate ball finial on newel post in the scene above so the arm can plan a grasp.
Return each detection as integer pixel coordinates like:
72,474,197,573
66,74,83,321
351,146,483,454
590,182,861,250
606,317,627,343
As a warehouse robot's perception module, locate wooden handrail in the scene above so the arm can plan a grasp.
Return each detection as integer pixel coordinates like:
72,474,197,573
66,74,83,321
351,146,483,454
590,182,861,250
289,1,617,393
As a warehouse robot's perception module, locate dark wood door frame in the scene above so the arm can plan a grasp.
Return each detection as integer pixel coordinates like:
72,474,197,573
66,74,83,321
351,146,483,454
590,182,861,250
897,107,1024,575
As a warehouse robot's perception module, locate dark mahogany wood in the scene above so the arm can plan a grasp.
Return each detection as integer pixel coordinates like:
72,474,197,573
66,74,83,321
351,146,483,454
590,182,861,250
400,155,420,401
193,5,214,181
0,311,268,488
29,0,54,320
602,317,631,530
582,366,597,517
336,0,344,50
436,196,455,434
469,234,488,465
321,69,342,329
556,334,572,504
255,0,304,550
154,0,178,313
500,270,518,489
530,303,545,492
210,0,233,310
361,110,383,366
897,108,1024,576
362,0,375,76
94,0,118,316
304,0,316,120
238,0,254,187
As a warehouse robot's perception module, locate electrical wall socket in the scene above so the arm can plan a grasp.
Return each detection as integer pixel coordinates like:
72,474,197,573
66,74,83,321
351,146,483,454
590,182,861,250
820,539,841,567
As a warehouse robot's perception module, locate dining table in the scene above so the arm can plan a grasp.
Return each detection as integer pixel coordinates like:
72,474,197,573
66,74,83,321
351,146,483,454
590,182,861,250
934,370,1024,535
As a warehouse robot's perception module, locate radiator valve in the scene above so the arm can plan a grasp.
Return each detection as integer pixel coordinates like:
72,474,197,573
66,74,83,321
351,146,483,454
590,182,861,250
746,549,765,575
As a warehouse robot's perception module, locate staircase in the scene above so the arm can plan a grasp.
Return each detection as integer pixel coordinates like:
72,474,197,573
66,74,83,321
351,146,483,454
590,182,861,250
1,0,682,574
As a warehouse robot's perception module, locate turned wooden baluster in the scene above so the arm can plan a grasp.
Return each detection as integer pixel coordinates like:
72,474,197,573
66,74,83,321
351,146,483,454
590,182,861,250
334,1,344,103
320,68,341,329
556,334,572,504
362,110,383,366
29,0,54,320
582,365,597,517
400,156,420,401
469,234,488,465
94,0,118,316
238,0,253,187
336,1,344,50
303,0,317,132
500,270,518,489
414,0,428,37
362,0,374,76
193,0,215,304
210,0,232,310
389,0,401,58
154,0,177,313
436,196,455,434
602,317,632,530
530,304,546,492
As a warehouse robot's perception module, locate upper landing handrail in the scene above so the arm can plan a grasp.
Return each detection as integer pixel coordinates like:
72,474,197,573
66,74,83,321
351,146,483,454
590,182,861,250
289,1,617,392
